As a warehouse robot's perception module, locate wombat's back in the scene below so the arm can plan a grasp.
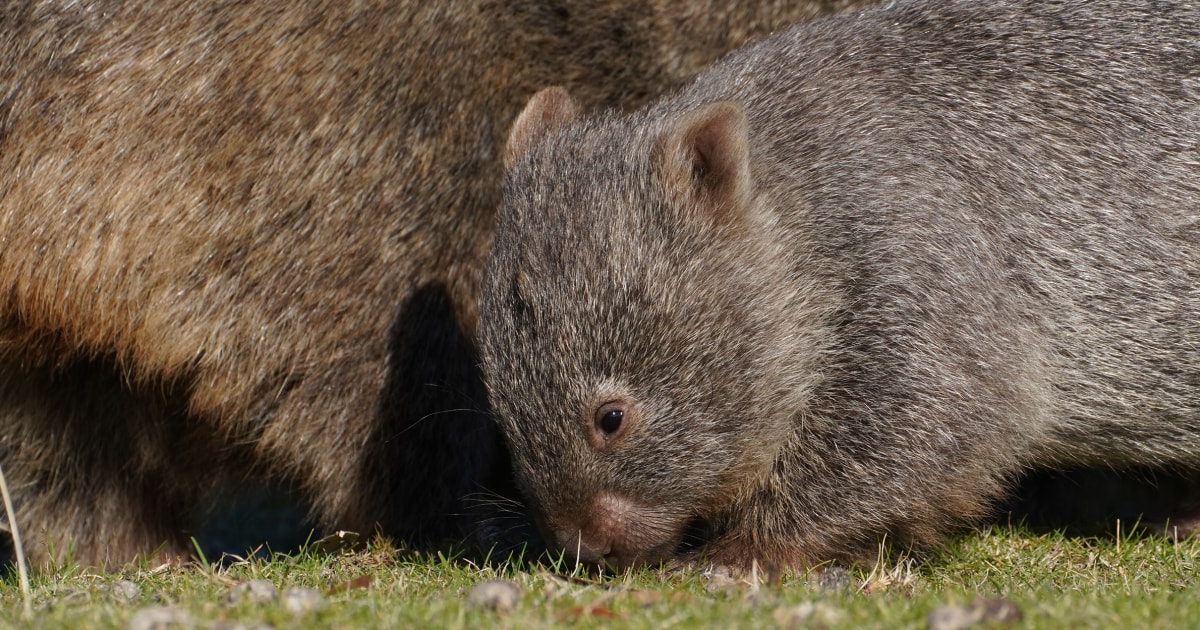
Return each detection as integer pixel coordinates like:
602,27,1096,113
680,0,1200,467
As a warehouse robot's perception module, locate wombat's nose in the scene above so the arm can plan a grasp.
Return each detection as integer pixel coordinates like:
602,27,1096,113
554,529,614,566
551,491,647,568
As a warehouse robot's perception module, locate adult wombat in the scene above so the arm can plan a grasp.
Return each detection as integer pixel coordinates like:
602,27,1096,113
0,0,869,568
482,0,1200,570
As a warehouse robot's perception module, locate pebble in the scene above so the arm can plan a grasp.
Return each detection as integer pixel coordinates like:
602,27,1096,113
226,579,279,605
127,606,192,630
810,566,854,592
465,580,522,614
927,598,1023,630
282,586,326,614
111,580,141,603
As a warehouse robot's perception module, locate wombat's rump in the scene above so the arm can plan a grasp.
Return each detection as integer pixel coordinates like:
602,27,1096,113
0,0,869,568
482,0,1200,569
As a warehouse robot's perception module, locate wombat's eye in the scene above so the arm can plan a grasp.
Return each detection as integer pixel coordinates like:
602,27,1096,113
599,408,623,435
591,400,631,446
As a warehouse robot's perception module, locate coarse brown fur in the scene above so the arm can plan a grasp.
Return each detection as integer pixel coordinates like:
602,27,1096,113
482,0,1200,570
0,0,871,569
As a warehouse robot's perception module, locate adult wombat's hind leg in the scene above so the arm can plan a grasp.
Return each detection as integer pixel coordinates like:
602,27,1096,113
0,357,202,570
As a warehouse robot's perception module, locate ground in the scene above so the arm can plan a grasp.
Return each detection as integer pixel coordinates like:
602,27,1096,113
2,524,1197,628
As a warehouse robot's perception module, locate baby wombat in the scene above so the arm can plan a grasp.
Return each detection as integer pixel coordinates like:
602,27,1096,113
481,0,1200,570
0,0,872,568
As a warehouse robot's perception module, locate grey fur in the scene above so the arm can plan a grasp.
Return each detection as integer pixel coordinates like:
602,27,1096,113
480,0,1200,568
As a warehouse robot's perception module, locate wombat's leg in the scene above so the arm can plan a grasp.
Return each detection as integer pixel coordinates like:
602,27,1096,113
0,358,194,570
12,472,191,570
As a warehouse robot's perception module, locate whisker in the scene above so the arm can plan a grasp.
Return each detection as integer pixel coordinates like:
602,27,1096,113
383,407,494,443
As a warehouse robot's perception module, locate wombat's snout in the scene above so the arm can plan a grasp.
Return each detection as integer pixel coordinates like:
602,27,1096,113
547,491,678,569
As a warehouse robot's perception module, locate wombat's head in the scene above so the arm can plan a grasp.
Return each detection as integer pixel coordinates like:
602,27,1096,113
479,87,824,569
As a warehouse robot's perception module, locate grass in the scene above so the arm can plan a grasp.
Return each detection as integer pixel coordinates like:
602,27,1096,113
1,524,1198,628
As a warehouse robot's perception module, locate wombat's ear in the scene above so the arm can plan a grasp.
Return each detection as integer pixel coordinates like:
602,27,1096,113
506,86,579,168
658,101,751,223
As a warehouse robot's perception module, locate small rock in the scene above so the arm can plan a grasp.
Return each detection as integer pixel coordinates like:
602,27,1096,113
773,601,846,628
927,604,979,630
211,623,276,630
927,598,1022,630
226,580,279,605
810,566,854,592
127,606,192,630
111,580,141,603
466,580,521,614
282,586,326,614
703,566,739,595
